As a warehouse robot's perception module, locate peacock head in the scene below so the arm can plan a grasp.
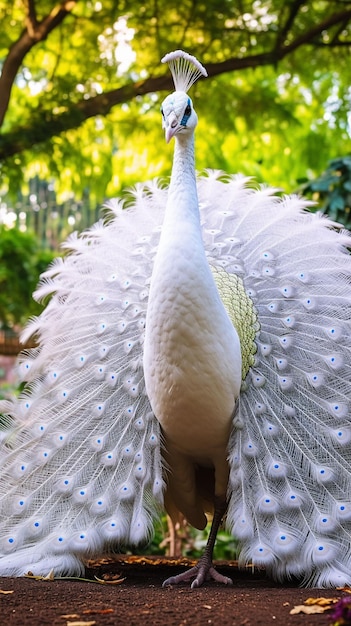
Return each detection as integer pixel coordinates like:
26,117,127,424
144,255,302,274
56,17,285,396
161,50,207,144
161,91,197,143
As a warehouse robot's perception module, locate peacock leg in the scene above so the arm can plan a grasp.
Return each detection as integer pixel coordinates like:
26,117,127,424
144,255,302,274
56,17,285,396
162,496,233,588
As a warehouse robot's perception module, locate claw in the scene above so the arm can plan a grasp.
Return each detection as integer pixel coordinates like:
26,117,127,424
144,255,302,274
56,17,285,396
162,497,231,588
162,562,233,588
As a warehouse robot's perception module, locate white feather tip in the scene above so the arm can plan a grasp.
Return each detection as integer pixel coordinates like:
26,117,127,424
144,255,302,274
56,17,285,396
161,50,208,92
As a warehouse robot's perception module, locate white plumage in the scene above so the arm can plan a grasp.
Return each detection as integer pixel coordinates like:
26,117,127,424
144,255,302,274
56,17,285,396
0,51,351,587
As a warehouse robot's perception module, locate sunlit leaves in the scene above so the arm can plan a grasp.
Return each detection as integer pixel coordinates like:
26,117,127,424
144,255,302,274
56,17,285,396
0,0,351,210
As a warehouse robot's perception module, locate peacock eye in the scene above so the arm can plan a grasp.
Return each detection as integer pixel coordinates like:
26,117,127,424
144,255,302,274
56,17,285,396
185,104,191,116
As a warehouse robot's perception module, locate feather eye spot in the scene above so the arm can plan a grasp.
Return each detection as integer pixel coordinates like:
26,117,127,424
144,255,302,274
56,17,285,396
263,266,275,277
250,543,275,565
252,374,266,388
332,428,351,445
281,285,295,298
243,441,258,457
306,372,324,388
97,322,107,334
123,445,134,457
278,375,293,391
336,503,351,521
328,402,349,418
99,345,110,358
325,325,342,341
283,315,295,328
257,494,279,514
315,466,335,484
324,353,344,370
261,251,274,260
296,270,310,283
279,335,293,349
91,436,105,451
94,402,106,416
268,302,278,313
254,402,266,415
101,451,115,467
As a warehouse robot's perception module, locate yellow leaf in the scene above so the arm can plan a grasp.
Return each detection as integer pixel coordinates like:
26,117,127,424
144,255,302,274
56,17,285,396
305,597,337,607
66,622,96,626
290,605,328,615
93,575,126,585
24,570,54,581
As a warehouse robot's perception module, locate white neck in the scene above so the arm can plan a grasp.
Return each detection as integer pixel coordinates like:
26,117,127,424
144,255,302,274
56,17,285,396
169,134,196,195
161,134,201,236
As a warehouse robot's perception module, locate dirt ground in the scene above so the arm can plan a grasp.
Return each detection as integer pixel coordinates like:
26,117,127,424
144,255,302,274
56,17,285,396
0,556,347,625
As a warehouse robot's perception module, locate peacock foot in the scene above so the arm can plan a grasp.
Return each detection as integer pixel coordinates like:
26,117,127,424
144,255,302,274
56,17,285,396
162,557,233,589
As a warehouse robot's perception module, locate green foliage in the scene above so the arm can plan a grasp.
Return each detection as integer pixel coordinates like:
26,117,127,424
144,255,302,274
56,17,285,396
0,0,351,208
301,156,351,228
0,226,54,328
134,515,238,560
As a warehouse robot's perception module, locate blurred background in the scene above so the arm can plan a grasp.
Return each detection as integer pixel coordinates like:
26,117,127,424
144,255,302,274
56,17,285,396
0,0,351,555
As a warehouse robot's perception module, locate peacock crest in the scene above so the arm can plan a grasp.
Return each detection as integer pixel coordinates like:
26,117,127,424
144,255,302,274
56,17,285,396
161,49,207,92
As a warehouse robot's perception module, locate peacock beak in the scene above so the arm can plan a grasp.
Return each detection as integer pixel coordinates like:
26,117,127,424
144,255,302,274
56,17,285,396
165,111,180,143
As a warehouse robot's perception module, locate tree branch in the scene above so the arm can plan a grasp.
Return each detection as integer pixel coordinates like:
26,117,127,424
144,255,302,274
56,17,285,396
274,0,306,52
279,8,351,55
1,6,351,161
0,1,78,128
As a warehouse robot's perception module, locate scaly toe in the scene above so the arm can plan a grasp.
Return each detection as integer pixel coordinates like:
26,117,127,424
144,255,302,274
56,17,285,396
162,563,233,588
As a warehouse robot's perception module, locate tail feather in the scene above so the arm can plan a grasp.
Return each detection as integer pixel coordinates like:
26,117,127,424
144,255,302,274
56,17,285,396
1,174,351,585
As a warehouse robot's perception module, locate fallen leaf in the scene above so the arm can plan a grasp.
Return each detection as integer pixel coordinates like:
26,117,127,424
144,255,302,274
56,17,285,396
337,587,351,594
0,590,14,594
24,569,54,581
289,597,338,615
305,597,337,607
93,575,125,585
61,615,80,619
66,622,96,626
82,609,114,615
203,605,212,610
290,605,328,615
